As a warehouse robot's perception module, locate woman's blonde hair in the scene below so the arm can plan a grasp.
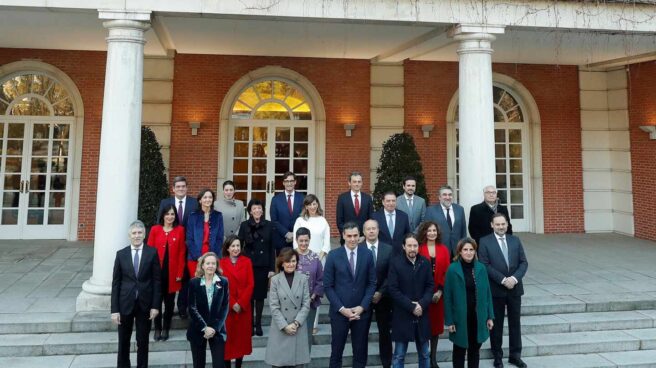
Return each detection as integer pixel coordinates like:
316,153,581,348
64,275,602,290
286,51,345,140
300,194,323,219
195,252,221,278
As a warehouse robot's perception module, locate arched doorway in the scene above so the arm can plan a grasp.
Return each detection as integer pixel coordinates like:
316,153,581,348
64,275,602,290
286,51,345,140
447,75,544,232
0,64,83,239
219,67,326,215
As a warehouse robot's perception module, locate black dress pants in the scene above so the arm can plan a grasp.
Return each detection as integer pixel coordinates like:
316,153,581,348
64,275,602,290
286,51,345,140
190,335,225,368
491,295,523,360
117,303,151,368
371,297,393,368
452,309,481,368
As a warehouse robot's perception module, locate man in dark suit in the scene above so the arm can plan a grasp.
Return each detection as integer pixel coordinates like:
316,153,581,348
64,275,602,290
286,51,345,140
478,213,529,368
270,171,304,253
324,221,377,368
372,191,412,255
362,219,393,368
336,171,374,245
424,185,467,258
396,175,427,232
469,185,513,245
157,176,198,318
111,220,161,368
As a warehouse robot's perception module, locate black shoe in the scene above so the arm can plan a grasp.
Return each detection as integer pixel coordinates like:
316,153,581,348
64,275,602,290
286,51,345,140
153,329,162,341
508,357,527,368
494,357,504,368
255,325,263,336
161,330,169,341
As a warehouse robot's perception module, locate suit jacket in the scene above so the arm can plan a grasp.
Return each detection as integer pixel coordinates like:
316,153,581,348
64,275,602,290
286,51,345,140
111,245,162,315
424,203,467,258
396,195,427,231
186,276,230,342
478,233,528,298
265,271,311,366
371,210,412,255
323,244,377,315
468,201,513,245
336,191,374,242
360,241,393,297
270,192,304,250
186,210,224,261
388,254,434,343
157,196,198,228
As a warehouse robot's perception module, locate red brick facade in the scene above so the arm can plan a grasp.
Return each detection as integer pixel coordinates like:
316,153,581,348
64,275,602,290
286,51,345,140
0,48,106,240
628,61,656,241
405,61,585,233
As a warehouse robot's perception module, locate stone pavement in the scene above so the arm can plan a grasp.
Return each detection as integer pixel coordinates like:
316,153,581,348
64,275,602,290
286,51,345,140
1,233,656,367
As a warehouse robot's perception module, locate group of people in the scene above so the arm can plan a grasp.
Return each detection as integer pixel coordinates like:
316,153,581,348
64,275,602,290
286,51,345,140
110,171,529,368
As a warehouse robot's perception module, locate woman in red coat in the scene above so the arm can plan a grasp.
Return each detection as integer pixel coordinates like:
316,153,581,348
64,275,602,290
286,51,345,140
147,204,186,341
219,235,254,368
417,220,451,368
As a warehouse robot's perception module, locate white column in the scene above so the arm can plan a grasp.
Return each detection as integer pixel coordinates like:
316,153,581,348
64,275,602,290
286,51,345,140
449,24,504,221
77,11,151,311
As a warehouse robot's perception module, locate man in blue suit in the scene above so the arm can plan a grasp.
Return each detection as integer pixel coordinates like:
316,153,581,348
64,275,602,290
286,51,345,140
424,185,467,259
479,213,528,368
324,222,377,368
395,175,427,232
336,171,374,245
269,171,304,253
156,176,197,318
157,176,197,228
372,191,412,255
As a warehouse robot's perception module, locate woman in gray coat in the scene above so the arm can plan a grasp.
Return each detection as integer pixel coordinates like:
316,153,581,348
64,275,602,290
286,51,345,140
265,248,311,367
214,180,244,240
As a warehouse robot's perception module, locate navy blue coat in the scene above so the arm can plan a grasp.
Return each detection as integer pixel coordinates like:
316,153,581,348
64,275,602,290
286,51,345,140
323,245,377,315
269,192,304,251
424,203,467,258
186,210,224,261
186,276,230,343
388,254,434,343
371,210,412,255
336,191,374,242
157,196,197,228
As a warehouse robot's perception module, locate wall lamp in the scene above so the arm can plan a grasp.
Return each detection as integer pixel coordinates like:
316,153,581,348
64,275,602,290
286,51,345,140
421,124,435,138
188,121,201,136
639,126,656,140
344,123,356,137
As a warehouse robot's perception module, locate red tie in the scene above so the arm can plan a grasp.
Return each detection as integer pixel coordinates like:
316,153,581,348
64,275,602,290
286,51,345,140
287,194,293,214
354,194,360,216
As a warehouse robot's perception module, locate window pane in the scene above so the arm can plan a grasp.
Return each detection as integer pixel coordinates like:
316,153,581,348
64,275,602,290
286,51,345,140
294,143,308,158
496,174,507,190
296,175,308,191
49,192,65,207
51,158,68,173
238,87,259,109
232,101,252,119
252,143,267,158
53,124,70,140
6,140,23,155
493,107,505,122
52,141,69,157
495,159,506,173
495,144,506,158
45,83,69,105
273,80,293,101
31,140,49,156
251,175,266,190
8,124,24,138
1,209,18,225
509,129,521,143
0,122,3,138
254,103,289,120
234,127,249,141
509,174,523,188
33,124,50,139
30,175,47,190
252,159,266,174
509,159,522,173
233,175,247,189
27,209,44,224
29,192,45,207
50,175,66,190
233,143,248,157
251,191,266,202
275,127,290,141
286,88,307,108
31,157,48,173
510,190,523,204
2,192,19,207
494,129,505,143
11,97,51,116
4,174,20,190
4,157,22,173
275,159,290,174
275,143,290,158
507,106,523,122
253,127,268,141
498,90,517,111
294,128,308,141
509,144,522,158
254,81,273,100
233,159,248,174
497,189,507,204
511,205,524,219
293,159,308,175
48,209,65,225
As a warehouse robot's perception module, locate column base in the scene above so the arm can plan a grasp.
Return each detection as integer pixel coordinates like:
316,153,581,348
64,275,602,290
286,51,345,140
76,279,112,311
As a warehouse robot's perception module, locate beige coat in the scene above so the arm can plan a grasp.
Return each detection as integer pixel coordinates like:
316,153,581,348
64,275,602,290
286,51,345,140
265,271,311,366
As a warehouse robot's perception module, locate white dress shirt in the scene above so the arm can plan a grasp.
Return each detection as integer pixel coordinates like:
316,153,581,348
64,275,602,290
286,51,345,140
441,205,454,224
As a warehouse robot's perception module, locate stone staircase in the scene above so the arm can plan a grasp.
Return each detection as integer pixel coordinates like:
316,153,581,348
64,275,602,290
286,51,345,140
2,293,656,367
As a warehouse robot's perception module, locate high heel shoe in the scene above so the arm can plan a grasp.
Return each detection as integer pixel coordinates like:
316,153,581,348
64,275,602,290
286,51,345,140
161,330,169,341
153,329,162,341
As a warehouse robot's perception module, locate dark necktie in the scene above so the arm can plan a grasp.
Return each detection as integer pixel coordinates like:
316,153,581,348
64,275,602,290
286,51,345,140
446,207,453,230
371,245,377,264
133,248,140,277
178,200,184,224
349,251,356,277
287,194,293,214
354,194,360,216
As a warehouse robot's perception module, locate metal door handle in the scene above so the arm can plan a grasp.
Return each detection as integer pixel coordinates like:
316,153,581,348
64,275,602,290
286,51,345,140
24,180,29,193
266,180,271,193
20,180,25,194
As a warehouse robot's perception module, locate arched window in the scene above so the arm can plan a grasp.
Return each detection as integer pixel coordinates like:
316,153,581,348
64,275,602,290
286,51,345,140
455,86,524,123
231,79,312,120
1,74,75,116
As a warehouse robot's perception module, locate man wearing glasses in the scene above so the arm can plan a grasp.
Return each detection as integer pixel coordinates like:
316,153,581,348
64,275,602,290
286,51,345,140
270,171,305,254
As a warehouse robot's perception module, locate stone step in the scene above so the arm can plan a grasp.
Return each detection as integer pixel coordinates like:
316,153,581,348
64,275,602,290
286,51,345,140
3,296,656,335
3,342,656,367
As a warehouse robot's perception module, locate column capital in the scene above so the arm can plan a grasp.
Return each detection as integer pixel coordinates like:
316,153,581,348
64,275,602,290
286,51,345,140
448,24,505,55
99,10,151,44
448,24,505,38
99,10,151,22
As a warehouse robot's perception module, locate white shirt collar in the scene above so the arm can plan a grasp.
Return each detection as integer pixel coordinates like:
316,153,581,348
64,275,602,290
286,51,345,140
200,273,220,286
367,240,379,249
131,243,143,251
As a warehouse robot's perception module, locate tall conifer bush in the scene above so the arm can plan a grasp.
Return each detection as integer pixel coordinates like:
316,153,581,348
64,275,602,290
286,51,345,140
373,132,428,209
138,126,168,230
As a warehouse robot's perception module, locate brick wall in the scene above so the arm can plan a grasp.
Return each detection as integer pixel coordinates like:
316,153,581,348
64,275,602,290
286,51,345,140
170,55,370,235
405,61,584,233
628,61,656,241
0,48,106,240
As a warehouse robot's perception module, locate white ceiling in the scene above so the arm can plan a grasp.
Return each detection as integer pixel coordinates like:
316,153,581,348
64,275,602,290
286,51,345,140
0,8,654,66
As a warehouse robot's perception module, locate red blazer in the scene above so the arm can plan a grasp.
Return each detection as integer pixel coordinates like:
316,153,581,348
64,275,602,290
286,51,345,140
147,225,186,293
418,242,450,291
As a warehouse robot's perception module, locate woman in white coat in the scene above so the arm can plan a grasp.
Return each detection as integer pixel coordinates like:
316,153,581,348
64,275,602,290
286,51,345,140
265,248,311,368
